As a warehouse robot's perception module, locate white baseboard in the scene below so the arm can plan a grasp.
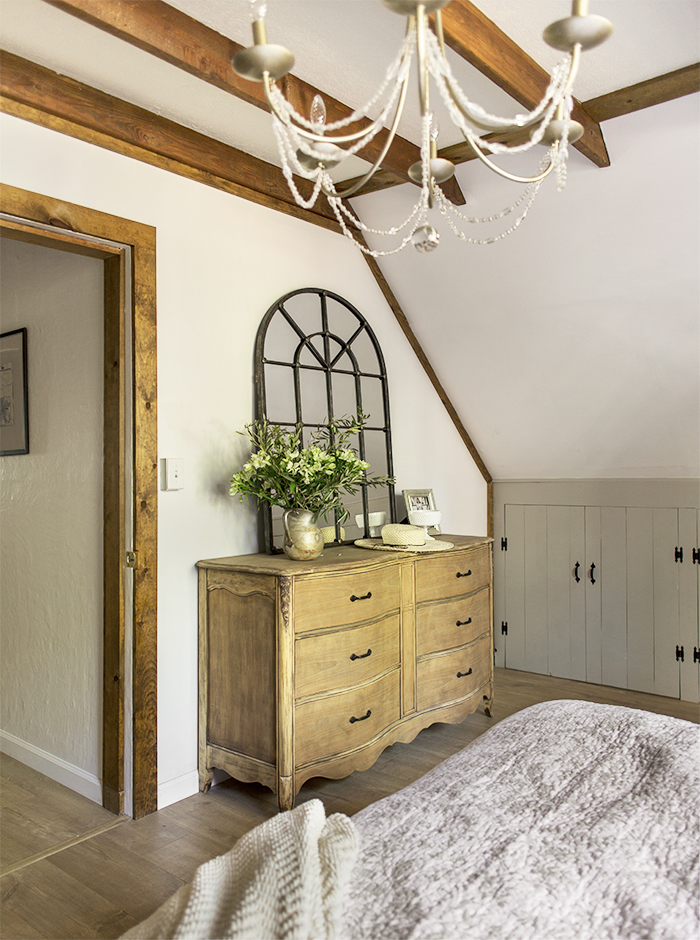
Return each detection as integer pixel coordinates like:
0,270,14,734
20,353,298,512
158,769,199,809
0,729,102,804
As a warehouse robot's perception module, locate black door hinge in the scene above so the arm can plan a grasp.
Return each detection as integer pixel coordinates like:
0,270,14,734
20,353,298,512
694,648,700,664
693,548,700,565
676,645,685,662
675,546,683,563
501,537,508,551
501,621,508,636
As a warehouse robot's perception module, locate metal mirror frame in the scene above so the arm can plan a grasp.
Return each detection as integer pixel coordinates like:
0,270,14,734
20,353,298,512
255,287,397,554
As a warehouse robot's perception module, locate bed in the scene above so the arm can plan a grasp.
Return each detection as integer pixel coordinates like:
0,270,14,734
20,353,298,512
123,700,700,939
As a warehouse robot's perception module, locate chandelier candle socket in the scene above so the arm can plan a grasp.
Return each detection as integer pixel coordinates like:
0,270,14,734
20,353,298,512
232,0,612,255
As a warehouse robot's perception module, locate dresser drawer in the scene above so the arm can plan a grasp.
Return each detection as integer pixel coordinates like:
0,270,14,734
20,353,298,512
295,614,400,698
294,566,400,633
416,588,490,657
295,670,400,766
415,546,491,603
416,636,491,712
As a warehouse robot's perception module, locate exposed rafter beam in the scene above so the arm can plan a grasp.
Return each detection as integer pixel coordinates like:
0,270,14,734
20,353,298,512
0,52,342,232
41,0,466,205
583,63,700,123
439,0,610,169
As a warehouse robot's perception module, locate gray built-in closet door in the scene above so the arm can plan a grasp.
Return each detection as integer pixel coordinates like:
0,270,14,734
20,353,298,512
497,504,699,702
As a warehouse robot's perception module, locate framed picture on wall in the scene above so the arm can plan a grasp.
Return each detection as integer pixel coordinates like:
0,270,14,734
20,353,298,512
402,488,441,534
0,328,29,456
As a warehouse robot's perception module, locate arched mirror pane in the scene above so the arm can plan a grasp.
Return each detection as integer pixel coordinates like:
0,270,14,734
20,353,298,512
255,288,396,553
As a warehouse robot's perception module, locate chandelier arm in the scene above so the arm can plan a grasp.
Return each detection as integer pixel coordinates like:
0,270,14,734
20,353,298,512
262,20,416,147
263,74,385,146
319,70,413,199
464,134,558,184
437,52,577,135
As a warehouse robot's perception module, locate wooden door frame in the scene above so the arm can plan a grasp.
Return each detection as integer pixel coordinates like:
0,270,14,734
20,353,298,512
0,183,158,819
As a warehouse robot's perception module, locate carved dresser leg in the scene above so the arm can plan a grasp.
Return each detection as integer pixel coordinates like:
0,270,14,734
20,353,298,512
277,775,295,812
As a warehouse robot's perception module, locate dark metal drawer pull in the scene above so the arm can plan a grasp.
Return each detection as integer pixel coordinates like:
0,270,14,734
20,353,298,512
350,592,372,602
456,618,472,626
349,709,371,724
456,570,472,578
350,649,372,661
457,668,473,678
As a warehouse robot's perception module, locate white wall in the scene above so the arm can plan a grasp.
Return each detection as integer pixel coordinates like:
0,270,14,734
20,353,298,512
355,95,700,480
0,238,104,802
0,113,487,807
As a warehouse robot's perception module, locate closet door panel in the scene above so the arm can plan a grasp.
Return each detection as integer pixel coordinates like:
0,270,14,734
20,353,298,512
679,509,699,702
503,505,526,671
626,508,655,694
523,506,548,675
652,508,680,698
600,507,627,690
585,507,602,685
547,506,586,681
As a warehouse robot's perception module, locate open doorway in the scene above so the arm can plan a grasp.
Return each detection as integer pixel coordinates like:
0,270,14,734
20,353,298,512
0,184,158,820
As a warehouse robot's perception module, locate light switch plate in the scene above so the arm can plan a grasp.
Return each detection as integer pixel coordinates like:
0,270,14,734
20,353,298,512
163,457,184,490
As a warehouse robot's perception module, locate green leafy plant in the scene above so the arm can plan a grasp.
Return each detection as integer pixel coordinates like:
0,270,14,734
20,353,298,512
229,413,394,521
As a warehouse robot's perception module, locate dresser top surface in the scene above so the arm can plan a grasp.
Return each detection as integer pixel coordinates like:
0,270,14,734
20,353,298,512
197,535,492,577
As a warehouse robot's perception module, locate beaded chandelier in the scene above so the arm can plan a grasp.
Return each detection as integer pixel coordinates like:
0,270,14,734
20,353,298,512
232,0,613,255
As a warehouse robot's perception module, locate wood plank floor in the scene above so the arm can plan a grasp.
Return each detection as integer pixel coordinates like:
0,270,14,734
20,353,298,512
1,668,698,940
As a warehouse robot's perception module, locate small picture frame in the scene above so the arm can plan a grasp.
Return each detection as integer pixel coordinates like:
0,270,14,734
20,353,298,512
1,328,29,456
402,488,441,534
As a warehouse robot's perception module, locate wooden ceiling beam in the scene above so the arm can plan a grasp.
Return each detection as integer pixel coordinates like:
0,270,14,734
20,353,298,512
583,63,700,123
439,0,610,169
41,0,465,204
0,52,341,231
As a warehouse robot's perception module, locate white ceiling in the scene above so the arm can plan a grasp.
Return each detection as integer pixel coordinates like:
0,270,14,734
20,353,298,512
1,0,698,479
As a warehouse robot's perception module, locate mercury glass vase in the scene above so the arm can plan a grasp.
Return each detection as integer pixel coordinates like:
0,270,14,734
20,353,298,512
282,509,324,561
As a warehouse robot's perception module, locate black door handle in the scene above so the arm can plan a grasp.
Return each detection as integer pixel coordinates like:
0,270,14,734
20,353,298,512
350,649,372,661
574,561,581,583
457,668,473,678
350,592,372,602
349,709,371,723
589,562,596,585
456,570,472,578
456,618,472,626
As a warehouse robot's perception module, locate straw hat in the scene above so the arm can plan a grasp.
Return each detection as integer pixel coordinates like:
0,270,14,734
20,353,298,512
355,524,454,553
382,524,425,546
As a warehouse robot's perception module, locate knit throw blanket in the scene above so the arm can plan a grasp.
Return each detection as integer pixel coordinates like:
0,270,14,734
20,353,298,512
122,799,357,940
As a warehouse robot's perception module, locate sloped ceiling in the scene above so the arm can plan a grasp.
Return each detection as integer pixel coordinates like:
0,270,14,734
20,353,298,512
1,0,698,479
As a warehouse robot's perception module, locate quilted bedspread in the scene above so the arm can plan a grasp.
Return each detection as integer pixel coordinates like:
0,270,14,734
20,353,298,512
342,699,700,940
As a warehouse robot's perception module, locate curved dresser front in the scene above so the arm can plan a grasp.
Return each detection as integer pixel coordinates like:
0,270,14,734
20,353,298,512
197,535,493,811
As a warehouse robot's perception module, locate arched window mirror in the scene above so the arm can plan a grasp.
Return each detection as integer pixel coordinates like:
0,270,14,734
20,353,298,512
255,288,396,554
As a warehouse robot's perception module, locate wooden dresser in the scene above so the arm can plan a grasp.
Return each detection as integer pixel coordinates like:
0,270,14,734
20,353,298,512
197,535,493,810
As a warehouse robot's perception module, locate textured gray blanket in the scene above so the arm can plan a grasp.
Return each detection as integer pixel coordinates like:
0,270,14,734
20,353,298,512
343,700,699,940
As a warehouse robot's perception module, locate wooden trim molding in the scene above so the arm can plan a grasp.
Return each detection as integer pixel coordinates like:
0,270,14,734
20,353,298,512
0,183,159,819
0,53,341,233
583,63,700,123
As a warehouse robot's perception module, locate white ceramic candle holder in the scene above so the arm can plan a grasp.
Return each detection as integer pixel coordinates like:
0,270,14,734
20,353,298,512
407,509,442,540
355,511,387,538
